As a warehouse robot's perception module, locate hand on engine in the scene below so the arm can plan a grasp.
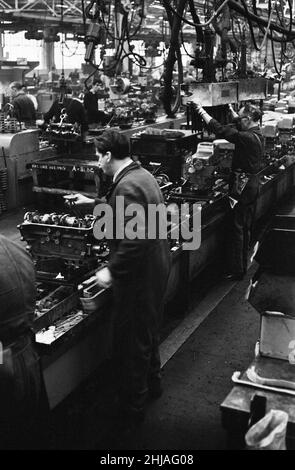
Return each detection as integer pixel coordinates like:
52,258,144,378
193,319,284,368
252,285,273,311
64,193,95,206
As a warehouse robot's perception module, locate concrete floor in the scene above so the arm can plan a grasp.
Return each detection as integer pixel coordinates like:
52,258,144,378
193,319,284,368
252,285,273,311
50,266,259,450
135,271,259,451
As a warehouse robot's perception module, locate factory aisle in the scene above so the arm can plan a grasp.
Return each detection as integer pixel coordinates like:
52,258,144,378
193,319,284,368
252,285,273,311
101,269,259,451
51,266,259,451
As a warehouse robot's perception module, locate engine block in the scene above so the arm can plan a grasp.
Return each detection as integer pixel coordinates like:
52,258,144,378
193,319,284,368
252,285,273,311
18,211,108,272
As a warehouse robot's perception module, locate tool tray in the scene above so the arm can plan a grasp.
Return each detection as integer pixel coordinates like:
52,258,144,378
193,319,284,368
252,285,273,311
34,285,79,332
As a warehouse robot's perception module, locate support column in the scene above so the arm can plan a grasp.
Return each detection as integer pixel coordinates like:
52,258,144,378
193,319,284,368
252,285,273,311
0,33,4,60
0,34,4,108
41,30,56,71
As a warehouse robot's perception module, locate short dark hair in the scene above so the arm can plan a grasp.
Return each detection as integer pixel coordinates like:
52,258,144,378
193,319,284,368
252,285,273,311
94,130,130,160
241,103,263,122
10,81,22,90
92,79,100,86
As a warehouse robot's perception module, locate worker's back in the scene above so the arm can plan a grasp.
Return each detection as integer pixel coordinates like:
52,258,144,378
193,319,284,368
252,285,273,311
12,92,36,124
0,235,49,449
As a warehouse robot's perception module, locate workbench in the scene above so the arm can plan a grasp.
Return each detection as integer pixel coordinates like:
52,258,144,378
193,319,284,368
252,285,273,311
18,121,295,410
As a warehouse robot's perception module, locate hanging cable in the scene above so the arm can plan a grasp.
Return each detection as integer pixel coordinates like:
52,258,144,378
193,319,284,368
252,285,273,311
270,30,281,77
161,0,185,117
255,0,275,51
231,16,241,45
187,0,204,42
239,0,261,51
228,0,295,40
250,0,293,43
85,0,100,20
163,0,230,29
180,29,196,59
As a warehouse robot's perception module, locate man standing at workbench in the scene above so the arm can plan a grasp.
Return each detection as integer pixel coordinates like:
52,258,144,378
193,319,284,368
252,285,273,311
66,130,171,424
194,102,263,280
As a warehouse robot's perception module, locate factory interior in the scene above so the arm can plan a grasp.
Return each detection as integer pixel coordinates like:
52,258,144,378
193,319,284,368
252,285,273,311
1,0,295,454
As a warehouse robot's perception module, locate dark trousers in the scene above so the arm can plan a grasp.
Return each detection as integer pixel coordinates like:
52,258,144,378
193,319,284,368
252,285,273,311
0,336,50,449
227,200,256,274
111,277,167,413
113,318,162,412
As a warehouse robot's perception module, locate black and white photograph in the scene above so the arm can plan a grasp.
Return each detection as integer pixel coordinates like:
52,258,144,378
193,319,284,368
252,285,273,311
0,0,295,456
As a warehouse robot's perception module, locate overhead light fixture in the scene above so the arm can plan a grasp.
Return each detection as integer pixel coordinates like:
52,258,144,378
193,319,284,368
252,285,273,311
152,5,164,9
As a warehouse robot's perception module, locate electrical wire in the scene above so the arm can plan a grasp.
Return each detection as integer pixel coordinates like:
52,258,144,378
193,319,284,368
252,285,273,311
180,28,196,60
250,0,293,43
230,16,241,45
270,29,281,77
228,0,295,40
255,0,275,51
162,0,230,29
101,0,144,41
187,0,204,42
85,0,100,20
240,0,260,51
161,0,185,116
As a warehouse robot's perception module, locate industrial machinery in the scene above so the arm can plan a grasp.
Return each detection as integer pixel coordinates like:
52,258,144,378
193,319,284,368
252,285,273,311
15,203,112,408
0,128,42,210
93,84,159,130
18,210,108,282
31,151,104,204
182,140,233,195
130,128,200,186
43,119,82,143
131,128,234,203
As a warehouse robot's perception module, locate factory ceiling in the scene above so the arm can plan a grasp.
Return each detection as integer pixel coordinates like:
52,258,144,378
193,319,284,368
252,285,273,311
0,0,205,39
0,0,276,46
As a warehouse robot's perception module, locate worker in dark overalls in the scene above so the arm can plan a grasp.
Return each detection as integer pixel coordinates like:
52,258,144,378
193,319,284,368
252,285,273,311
0,235,49,448
9,81,36,126
195,102,263,280
83,79,109,127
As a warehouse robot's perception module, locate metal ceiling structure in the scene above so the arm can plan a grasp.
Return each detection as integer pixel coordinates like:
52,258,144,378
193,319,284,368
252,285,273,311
1,0,88,33
0,0,160,34
0,0,273,50
0,0,206,38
